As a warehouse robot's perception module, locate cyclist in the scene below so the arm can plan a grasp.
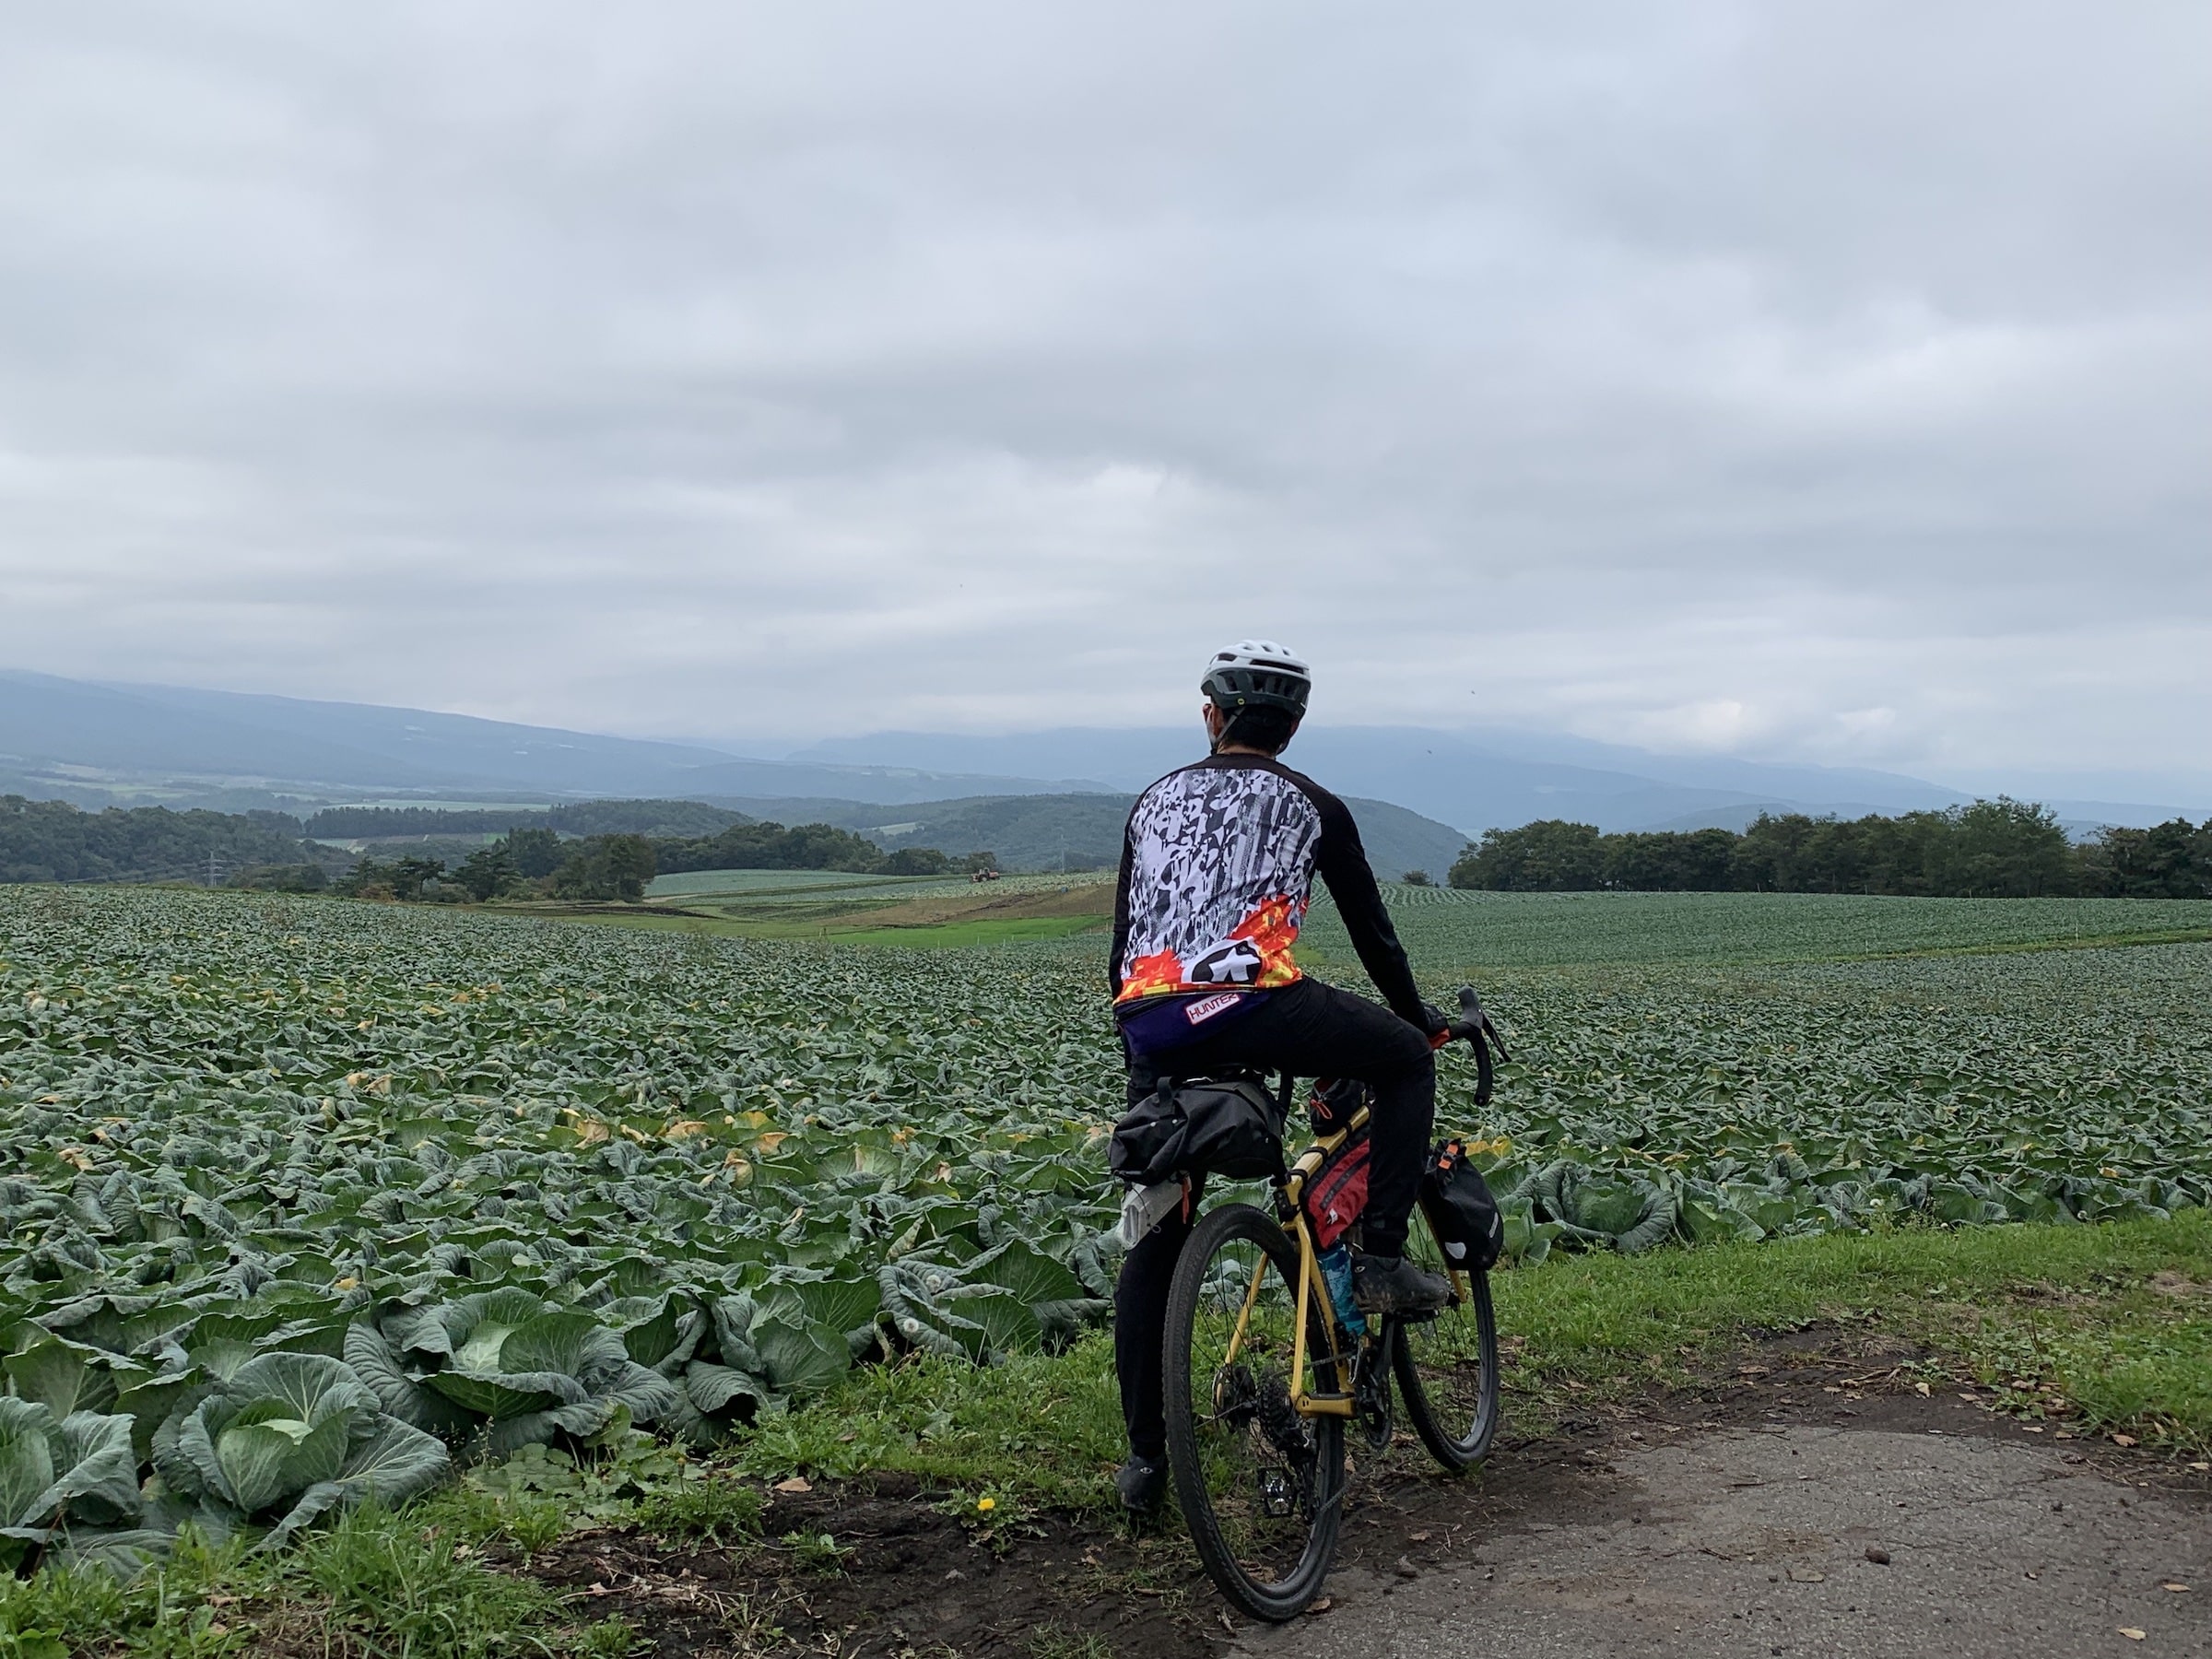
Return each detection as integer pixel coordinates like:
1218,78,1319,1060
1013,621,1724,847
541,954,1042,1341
1109,639,1451,1514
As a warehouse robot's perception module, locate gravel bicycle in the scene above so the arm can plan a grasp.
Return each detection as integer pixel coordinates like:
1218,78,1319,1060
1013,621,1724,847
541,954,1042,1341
1159,988,1505,1621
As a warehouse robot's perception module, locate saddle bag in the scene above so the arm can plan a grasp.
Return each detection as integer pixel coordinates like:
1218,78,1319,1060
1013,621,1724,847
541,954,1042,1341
1418,1138,1506,1272
1109,1075,1287,1185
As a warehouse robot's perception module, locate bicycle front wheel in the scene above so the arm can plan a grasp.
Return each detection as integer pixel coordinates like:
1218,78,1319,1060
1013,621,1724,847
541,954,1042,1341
1162,1202,1346,1622
1391,1200,1501,1471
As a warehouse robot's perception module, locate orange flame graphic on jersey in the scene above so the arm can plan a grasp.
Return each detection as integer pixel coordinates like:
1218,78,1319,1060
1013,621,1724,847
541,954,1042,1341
1119,947,1188,1002
1229,895,1305,988
1115,896,1307,1003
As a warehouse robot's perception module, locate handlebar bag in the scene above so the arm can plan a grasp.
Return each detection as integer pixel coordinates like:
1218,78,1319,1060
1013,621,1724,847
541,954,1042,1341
1110,1075,1286,1185
1418,1138,1505,1272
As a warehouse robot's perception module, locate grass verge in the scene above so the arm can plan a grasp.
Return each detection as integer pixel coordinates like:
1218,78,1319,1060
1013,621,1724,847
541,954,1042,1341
732,1209,2212,1507
0,1498,630,1659
1492,1207,2212,1446
7,1214,2202,1656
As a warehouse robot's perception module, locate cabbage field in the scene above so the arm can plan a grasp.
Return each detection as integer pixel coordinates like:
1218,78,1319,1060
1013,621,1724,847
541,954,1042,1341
1302,883,2212,968
2,883,2208,1565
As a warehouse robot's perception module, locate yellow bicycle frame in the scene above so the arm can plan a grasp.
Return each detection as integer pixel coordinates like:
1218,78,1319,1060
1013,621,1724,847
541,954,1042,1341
1286,1209,1355,1416
1214,1110,1370,1419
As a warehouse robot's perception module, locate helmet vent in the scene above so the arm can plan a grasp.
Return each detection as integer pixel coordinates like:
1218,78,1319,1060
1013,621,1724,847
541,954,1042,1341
1200,639,1312,717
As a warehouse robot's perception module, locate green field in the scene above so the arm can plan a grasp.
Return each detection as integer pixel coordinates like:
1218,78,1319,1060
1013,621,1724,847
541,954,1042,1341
625,866,1117,947
644,868,931,900
1308,885,2212,969
0,882,2207,1582
645,866,1113,907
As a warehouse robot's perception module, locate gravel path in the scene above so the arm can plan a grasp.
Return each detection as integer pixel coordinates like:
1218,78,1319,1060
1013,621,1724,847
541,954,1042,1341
1236,1425,2208,1657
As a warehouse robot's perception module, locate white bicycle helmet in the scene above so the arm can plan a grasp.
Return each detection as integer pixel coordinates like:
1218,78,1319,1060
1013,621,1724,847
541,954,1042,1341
1201,640,1312,715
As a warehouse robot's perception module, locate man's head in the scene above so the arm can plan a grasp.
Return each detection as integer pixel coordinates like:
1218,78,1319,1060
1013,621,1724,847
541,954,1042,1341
1201,640,1310,756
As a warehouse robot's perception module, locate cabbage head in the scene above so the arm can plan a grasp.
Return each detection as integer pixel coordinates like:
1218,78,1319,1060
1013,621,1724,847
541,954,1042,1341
0,1397,141,1568
1521,1160,1682,1253
379,1288,679,1455
155,1352,448,1548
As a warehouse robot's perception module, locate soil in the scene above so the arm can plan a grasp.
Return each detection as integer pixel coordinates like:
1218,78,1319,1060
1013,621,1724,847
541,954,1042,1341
530,1470,1212,1659
517,1328,2212,1658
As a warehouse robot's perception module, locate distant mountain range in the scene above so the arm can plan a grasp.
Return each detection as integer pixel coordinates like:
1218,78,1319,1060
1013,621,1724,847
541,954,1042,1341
3,669,2202,838
0,671,1102,810
785,727,2206,837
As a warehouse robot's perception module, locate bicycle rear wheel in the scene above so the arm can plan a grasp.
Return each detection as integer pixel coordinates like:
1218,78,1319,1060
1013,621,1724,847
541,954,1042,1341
1391,1201,1500,1471
1163,1202,1346,1621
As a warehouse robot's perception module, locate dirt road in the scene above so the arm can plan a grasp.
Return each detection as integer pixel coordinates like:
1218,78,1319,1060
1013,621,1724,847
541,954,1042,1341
530,1336,2211,1657
1238,1423,2208,1658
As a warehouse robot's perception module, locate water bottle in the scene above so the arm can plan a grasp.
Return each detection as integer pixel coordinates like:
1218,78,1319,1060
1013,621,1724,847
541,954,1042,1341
1318,1241,1366,1338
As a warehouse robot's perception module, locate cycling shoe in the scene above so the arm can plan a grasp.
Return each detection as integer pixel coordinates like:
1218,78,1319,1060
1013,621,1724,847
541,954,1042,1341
1351,1252,1450,1315
1116,1453,1168,1516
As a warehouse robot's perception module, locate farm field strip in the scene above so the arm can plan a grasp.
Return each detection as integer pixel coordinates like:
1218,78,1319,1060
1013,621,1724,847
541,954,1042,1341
1459,943,2212,1254
0,885,2206,1562
624,869,1117,947
649,868,1115,909
643,869,935,900
1305,886,2212,969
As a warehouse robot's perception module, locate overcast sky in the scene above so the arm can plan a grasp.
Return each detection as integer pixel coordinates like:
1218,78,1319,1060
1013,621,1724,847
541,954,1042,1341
2,3,2206,793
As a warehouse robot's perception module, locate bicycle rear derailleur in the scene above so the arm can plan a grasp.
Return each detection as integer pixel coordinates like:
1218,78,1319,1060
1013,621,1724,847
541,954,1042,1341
1353,1331,1394,1453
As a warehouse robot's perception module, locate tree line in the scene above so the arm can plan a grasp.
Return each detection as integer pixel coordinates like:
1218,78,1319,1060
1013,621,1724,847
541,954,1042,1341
1447,800,2212,899
334,828,653,903
302,799,745,841
0,795,332,886
0,792,1005,900
335,818,998,904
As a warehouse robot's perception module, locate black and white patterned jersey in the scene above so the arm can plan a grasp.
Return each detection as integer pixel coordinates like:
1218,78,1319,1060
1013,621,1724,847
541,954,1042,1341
1108,753,1424,1025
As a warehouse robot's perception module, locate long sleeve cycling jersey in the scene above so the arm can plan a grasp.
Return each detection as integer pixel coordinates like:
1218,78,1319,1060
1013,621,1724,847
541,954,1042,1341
1108,752,1425,1029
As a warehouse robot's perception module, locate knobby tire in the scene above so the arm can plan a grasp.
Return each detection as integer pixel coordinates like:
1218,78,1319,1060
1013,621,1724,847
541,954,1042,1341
1390,1205,1500,1471
1162,1201,1346,1621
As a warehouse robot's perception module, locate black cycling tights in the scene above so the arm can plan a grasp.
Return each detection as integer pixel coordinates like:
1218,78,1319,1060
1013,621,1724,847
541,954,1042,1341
1113,976,1434,1462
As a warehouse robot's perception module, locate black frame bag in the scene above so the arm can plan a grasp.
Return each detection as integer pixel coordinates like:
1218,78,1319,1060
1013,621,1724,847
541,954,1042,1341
1418,1138,1505,1272
1110,1074,1288,1185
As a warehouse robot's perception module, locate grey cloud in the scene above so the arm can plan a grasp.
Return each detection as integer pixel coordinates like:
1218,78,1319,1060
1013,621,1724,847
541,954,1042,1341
0,2,2205,783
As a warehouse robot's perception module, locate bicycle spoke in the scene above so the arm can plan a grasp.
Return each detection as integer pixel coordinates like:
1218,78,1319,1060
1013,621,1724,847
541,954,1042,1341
1186,1237,1313,1576
1393,1206,1500,1468
1165,1204,1345,1620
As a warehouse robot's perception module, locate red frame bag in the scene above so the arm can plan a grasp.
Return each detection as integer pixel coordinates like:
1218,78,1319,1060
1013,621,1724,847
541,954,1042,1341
1303,1127,1371,1250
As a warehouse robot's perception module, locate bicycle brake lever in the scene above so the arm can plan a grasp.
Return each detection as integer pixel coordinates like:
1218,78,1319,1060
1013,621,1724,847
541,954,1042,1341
1453,986,1512,1064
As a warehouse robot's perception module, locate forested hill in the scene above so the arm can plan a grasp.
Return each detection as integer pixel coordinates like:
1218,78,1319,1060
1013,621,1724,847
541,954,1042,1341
0,795,751,886
0,796,331,885
713,791,1473,880
303,799,749,841
1452,803,2212,899
13,785,2209,900
0,787,1470,888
